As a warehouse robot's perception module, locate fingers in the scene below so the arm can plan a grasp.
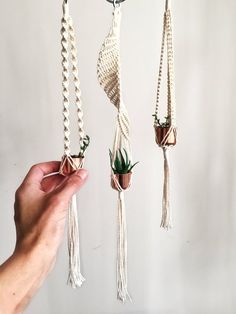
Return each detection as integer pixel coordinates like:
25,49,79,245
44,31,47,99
23,161,61,186
52,169,88,201
41,174,65,193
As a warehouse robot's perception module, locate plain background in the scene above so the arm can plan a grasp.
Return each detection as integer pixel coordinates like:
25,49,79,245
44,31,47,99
0,0,236,313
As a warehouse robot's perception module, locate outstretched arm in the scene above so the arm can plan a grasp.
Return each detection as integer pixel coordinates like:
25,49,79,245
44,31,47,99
0,161,88,314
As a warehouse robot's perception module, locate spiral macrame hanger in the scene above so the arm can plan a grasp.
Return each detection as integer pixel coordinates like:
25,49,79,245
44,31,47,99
153,0,177,230
59,0,90,288
97,0,135,303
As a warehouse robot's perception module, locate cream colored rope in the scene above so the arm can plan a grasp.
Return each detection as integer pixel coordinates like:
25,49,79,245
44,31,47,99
68,16,86,147
154,0,177,230
61,3,71,156
154,8,176,127
97,5,132,303
61,0,86,288
61,1,87,155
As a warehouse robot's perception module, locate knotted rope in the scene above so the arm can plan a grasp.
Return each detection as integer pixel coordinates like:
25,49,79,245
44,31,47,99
154,0,177,230
97,6,132,303
60,0,88,288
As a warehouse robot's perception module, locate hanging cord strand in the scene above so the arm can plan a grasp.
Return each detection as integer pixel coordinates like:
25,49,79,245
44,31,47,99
61,0,85,288
154,11,167,124
154,0,176,229
61,1,70,155
67,195,86,288
67,16,86,147
160,147,171,229
166,8,176,126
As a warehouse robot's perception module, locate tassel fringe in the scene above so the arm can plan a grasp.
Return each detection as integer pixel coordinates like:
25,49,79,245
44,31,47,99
67,194,85,288
117,191,132,303
160,147,172,229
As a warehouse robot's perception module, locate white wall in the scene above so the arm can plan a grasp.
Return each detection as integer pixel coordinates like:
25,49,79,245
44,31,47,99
0,0,236,313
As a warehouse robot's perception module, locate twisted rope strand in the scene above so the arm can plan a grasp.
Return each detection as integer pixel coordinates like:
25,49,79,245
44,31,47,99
61,12,71,155
97,7,122,110
154,12,166,123
166,10,176,126
68,17,86,146
61,1,86,289
154,8,176,127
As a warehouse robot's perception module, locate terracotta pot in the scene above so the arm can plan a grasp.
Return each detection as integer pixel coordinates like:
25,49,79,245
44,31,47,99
154,126,177,146
111,172,132,191
59,155,84,176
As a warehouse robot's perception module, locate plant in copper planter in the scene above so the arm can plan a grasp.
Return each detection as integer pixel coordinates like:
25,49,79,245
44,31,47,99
109,149,139,191
153,115,177,147
60,135,90,176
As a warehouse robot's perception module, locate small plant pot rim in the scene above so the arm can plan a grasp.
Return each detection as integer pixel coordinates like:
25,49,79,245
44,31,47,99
59,155,84,176
111,172,132,191
154,125,177,147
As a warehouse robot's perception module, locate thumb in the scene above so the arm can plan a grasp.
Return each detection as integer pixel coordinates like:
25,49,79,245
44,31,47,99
53,169,88,200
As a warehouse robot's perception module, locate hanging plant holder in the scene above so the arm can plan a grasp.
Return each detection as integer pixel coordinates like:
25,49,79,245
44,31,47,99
111,173,132,191
60,0,90,288
155,126,177,147
59,155,84,176
97,0,136,303
153,0,177,229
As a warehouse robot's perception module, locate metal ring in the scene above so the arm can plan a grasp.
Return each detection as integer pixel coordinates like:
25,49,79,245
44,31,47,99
106,0,126,6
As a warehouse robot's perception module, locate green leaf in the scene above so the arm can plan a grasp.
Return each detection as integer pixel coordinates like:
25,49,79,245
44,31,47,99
123,148,129,166
119,149,127,168
114,155,122,172
128,161,139,173
109,149,113,167
112,167,118,174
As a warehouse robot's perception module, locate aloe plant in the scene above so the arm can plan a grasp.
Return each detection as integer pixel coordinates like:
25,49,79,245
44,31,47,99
109,148,139,174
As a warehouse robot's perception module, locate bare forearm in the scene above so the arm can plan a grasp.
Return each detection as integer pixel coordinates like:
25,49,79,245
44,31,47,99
0,248,55,314
0,164,87,313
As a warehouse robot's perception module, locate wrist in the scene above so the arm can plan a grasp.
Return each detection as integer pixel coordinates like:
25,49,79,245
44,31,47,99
0,248,56,314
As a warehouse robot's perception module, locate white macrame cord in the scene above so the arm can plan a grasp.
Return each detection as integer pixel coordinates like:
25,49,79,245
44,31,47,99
97,6,132,303
61,0,87,288
154,0,177,229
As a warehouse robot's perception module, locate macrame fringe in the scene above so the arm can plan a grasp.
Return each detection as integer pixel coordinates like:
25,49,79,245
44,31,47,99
67,194,85,288
160,147,172,229
117,191,131,303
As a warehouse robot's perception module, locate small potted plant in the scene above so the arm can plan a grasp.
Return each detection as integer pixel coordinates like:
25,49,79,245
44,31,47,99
60,135,90,176
109,148,139,191
153,115,177,146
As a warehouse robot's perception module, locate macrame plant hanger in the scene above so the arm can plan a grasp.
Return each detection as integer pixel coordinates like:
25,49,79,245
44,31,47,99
59,0,90,288
97,0,135,303
153,0,177,230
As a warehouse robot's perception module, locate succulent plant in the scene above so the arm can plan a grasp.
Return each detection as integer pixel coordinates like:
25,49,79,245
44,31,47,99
153,115,171,128
78,135,90,158
109,148,139,175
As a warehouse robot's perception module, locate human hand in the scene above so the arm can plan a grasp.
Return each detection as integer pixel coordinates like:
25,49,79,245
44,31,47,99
0,161,88,314
14,161,88,256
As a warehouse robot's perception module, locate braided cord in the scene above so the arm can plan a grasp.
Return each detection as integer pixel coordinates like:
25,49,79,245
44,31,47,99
166,10,176,126
61,2,87,155
154,12,166,124
97,7,131,146
61,6,71,155
97,7,122,110
68,16,86,146
154,7,176,127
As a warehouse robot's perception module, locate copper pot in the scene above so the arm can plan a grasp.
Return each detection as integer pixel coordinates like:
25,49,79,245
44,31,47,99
154,126,177,146
111,173,132,191
59,155,84,176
